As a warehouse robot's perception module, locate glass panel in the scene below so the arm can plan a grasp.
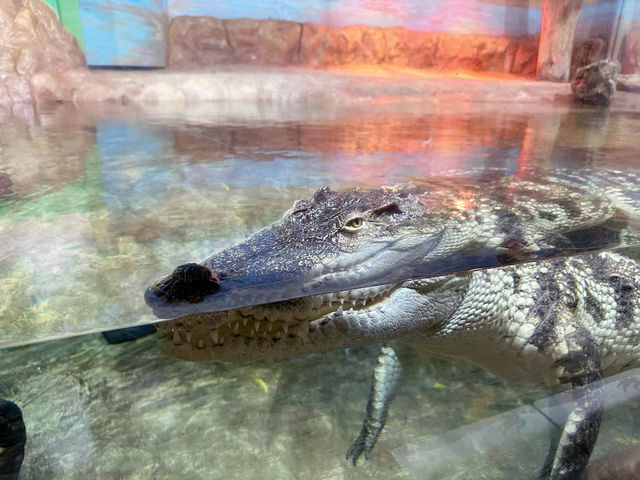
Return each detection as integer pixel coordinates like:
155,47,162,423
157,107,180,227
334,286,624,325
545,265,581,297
3,1,640,479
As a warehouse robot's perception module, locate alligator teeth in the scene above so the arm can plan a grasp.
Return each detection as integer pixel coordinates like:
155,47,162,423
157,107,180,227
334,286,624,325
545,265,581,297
311,296,322,309
160,285,396,350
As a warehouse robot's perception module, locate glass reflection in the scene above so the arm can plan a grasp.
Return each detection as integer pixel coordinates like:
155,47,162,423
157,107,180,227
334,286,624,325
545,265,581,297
1,102,639,346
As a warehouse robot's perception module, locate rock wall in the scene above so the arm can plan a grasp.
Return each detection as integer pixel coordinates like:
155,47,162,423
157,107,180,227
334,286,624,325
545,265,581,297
0,0,85,105
622,28,640,74
570,38,605,79
0,105,95,200
168,16,539,76
536,0,583,82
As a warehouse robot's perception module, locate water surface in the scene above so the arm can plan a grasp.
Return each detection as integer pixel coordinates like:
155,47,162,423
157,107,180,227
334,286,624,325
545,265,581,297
1,101,639,346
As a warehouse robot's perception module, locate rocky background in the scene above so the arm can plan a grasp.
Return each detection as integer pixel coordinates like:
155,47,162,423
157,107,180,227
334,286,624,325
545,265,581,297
2,0,640,107
0,0,85,104
167,16,539,76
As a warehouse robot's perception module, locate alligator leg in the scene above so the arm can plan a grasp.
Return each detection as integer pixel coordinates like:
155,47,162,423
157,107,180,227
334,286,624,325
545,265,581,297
543,331,604,480
538,411,566,479
346,344,402,465
0,400,26,480
545,374,603,480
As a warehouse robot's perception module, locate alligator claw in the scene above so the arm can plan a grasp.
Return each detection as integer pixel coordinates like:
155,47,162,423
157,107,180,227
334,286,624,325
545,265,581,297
346,428,374,465
346,441,363,465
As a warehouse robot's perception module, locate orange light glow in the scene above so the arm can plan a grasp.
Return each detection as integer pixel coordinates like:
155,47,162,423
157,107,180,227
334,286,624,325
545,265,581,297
327,64,532,81
452,190,476,211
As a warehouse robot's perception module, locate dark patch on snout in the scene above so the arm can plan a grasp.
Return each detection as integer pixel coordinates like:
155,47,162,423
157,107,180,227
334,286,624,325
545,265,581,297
148,263,220,304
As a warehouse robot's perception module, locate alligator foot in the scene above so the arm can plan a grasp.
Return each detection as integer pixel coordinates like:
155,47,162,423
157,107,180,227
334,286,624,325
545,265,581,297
542,330,604,480
0,400,26,480
347,345,402,465
544,378,603,479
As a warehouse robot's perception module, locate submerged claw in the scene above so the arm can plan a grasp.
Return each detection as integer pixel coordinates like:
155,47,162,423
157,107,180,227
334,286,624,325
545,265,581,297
346,433,370,465
347,345,402,465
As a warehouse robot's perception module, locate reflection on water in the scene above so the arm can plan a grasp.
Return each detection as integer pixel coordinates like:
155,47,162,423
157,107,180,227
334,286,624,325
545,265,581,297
1,99,640,478
1,102,640,346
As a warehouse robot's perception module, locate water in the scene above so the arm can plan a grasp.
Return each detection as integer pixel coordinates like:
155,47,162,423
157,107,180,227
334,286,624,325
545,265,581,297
2,100,640,346
1,96,640,478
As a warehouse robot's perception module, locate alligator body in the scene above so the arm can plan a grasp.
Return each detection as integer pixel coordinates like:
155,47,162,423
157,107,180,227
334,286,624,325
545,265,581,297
146,169,640,479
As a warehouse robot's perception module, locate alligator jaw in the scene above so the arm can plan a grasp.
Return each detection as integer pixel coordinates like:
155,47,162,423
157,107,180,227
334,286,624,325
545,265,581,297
156,284,400,361
144,231,438,320
145,185,447,320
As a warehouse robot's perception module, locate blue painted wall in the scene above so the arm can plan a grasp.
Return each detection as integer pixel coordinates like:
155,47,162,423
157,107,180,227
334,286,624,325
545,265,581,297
169,0,542,37
79,0,167,66
629,0,640,27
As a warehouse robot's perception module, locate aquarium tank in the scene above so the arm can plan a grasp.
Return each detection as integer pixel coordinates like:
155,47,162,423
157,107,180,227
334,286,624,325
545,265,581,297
1,0,640,478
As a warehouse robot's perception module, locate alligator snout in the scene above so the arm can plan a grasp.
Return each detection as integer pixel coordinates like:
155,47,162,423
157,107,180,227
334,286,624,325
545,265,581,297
145,263,221,306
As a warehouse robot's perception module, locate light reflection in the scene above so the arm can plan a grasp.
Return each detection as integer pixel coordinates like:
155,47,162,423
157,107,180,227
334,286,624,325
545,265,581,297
0,101,639,347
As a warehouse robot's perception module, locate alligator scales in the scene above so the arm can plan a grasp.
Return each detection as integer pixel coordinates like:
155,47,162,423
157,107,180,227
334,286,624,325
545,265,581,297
146,169,640,479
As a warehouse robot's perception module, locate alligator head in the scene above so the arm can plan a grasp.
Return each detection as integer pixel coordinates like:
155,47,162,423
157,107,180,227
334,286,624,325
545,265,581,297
145,184,475,319
145,171,633,361
146,184,472,360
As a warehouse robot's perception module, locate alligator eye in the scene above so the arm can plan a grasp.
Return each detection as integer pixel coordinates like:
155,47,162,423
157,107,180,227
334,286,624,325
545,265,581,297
343,217,365,231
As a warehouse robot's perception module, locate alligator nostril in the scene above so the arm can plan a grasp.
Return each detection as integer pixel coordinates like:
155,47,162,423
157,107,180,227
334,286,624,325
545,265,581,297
150,263,221,304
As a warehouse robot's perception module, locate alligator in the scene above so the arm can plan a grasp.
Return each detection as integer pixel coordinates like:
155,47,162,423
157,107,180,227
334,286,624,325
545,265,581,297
145,169,640,479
